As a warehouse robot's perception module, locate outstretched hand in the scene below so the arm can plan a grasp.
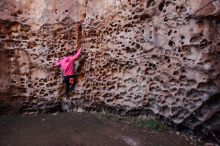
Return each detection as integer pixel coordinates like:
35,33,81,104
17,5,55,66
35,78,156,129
53,64,58,68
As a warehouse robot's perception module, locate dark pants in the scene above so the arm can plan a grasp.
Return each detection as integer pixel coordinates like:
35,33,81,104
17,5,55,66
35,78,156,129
63,75,77,97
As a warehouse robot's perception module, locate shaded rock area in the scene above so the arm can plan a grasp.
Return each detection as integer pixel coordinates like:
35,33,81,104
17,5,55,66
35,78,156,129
0,0,220,143
0,112,202,146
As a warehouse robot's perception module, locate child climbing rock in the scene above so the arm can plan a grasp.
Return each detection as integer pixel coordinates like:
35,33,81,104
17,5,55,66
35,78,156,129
53,47,82,97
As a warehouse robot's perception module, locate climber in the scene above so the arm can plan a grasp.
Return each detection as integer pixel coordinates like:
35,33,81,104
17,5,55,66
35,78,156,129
53,47,82,97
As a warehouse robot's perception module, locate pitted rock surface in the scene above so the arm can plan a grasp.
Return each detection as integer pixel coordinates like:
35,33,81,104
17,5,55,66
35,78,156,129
0,0,220,141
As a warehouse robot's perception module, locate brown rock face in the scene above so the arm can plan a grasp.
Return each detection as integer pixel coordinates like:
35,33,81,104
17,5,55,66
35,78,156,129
0,0,220,141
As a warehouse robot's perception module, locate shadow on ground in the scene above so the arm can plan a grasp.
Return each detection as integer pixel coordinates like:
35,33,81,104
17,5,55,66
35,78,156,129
0,112,202,146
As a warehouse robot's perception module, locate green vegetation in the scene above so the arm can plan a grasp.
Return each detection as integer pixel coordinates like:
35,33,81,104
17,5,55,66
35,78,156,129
97,113,168,132
138,119,168,132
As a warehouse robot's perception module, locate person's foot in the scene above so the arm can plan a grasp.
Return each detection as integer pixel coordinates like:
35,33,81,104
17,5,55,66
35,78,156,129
70,85,76,93
66,94,70,99
71,88,75,93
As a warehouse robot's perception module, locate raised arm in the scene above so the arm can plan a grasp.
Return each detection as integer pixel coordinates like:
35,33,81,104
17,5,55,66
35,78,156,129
70,48,81,61
53,59,62,67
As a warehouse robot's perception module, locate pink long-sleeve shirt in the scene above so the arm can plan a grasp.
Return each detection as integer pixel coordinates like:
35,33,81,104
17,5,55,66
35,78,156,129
54,49,81,76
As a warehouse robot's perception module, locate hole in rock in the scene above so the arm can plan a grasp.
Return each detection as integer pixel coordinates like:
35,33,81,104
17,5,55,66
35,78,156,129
158,0,165,11
146,0,155,8
168,40,175,47
140,14,150,21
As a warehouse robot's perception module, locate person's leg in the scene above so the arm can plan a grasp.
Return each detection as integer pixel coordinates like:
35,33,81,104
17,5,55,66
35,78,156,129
64,76,70,97
70,74,77,92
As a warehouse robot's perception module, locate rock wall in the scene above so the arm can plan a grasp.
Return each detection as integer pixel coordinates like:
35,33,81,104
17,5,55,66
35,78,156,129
0,0,220,141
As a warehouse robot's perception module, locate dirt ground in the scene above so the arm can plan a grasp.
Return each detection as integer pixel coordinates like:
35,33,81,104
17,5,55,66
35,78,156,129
0,112,202,146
